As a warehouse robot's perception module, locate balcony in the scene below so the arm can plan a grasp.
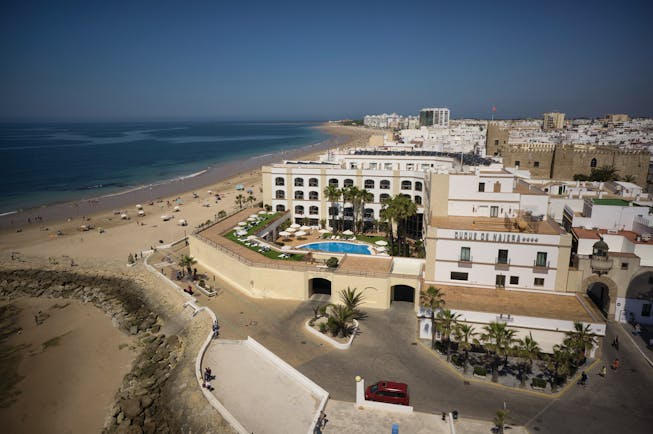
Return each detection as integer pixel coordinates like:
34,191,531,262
495,257,511,271
590,256,613,275
532,260,550,274
458,255,473,268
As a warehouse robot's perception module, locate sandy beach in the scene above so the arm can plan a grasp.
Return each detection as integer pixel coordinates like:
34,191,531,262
0,123,376,432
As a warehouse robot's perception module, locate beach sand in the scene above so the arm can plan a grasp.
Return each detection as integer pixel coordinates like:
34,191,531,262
0,123,377,431
0,297,136,433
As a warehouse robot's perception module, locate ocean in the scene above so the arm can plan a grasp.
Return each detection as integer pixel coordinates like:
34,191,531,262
0,121,330,214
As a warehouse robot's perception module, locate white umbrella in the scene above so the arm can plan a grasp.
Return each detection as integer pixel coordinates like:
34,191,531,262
318,228,331,234
238,221,247,226
375,240,388,246
174,206,180,212
279,231,291,238
267,211,276,215
161,215,171,221
249,214,258,218
281,245,292,250
285,227,297,233
120,213,128,219
138,210,145,216
177,219,187,226
290,223,301,229
342,229,354,236
295,230,307,237
299,225,311,231
375,246,387,252
233,226,242,231
236,229,247,236
258,210,267,215
136,204,143,209
247,217,257,222
247,235,257,240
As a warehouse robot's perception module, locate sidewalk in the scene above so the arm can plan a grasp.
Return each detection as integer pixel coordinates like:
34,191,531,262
322,400,528,434
619,321,653,367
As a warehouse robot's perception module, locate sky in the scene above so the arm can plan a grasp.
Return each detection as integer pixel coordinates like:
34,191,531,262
1,0,652,121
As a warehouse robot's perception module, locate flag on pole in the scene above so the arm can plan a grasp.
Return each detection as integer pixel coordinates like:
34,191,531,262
492,106,497,113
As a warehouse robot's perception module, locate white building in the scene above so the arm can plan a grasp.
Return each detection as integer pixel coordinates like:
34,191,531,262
419,108,450,127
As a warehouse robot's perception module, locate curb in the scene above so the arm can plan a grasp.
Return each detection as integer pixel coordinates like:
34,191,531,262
304,318,358,350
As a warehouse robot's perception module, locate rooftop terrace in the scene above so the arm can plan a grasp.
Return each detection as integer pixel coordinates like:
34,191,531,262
430,215,564,235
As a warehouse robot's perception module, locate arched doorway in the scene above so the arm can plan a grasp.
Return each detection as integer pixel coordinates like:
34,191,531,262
588,282,610,317
309,278,331,297
392,285,415,303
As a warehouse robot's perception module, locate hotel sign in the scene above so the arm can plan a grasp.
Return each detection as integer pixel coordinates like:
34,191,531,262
453,231,539,244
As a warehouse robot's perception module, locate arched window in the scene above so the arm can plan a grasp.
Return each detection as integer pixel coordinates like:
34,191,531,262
276,204,285,212
380,193,390,202
414,195,422,205
329,206,338,216
380,180,390,190
294,178,304,187
275,190,285,199
363,208,374,218
364,179,375,189
275,177,285,186
294,191,304,200
415,181,423,191
401,180,412,190
344,179,354,187
309,178,319,187
309,206,319,215
590,158,597,168
328,178,339,187
295,205,304,215
309,191,319,200
344,207,354,217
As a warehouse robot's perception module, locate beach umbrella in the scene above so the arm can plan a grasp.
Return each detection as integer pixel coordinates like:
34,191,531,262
375,246,387,252
258,210,267,215
246,235,257,240
174,206,180,212
177,219,187,226
342,229,354,236
318,229,331,234
290,223,301,229
299,225,311,231
138,210,145,216
295,230,307,237
247,217,257,222
120,213,128,219
207,190,213,194
236,230,247,236
233,226,241,231
375,240,388,246
285,227,297,233
281,245,292,250
249,214,258,218
136,204,143,209
279,231,291,239
267,211,276,215
238,221,247,226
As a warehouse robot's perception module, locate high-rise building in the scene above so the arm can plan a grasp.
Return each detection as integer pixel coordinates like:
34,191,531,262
543,112,565,130
419,108,450,127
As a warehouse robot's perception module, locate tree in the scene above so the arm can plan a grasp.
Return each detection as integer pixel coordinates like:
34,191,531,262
326,304,356,338
341,186,356,231
453,323,477,373
589,165,619,182
389,194,417,256
246,194,256,207
359,189,373,233
419,286,445,350
217,210,227,219
494,409,509,434
481,322,517,382
563,322,598,365
515,332,541,387
324,185,341,232
436,309,462,361
178,254,197,275
543,345,571,390
380,197,397,255
339,287,367,320
234,194,245,209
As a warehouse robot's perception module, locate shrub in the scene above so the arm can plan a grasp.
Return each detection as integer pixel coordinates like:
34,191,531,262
451,354,465,367
473,366,487,377
531,377,547,389
326,257,339,268
319,322,328,334
199,279,206,287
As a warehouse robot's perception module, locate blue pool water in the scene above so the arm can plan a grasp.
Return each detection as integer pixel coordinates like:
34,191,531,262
299,242,373,255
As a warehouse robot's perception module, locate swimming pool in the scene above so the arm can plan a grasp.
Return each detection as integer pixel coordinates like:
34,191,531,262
299,241,373,255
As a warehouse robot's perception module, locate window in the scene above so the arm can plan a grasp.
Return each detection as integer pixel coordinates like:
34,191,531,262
369,162,378,170
406,163,415,171
494,139,499,146
460,247,471,261
294,191,304,200
295,205,304,215
349,162,358,169
401,180,412,190
329,206,338,216
275,177,285,186
451,272,469,281
276,190,287,199
490,206,499,217
414,195,422,205
478,182,485,192
496,275,506,287
380,193,390,201
294,178,304,187
534,161,540,168
363,208,374,218
380,180,390,190
415,181,423,191
591,158,597,168
383,162,393,170
275,204,285,212
309,178,319,187
621,262,629,270
344,207,354,217
515,160,520,167
497,249,509,264
420,163,430,170
309,206,319,215
642,303,652,317
534,278,545,286
328,178,338,187
364,179,375,189
344,179,354,187
309,191,319,200
510,276,519,285
535,252,548,267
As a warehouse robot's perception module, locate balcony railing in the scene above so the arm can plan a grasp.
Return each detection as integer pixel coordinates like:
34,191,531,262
495,257,511,270
533,260,550,273
458,255,473,267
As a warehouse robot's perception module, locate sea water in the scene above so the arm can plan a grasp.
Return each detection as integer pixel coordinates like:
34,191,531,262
0,121,328,214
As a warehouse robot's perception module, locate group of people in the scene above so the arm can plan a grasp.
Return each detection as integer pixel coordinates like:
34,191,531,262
313,412,328,434
212,320,220,338
202,367,215,390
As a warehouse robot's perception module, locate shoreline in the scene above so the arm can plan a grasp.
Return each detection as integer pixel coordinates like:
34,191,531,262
0,123,365,231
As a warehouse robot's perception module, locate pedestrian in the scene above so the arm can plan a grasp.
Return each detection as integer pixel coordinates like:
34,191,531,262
34,314,38,325
612,336,619,351
599,366,607,377
611,358,620,370
578,371,588,386
204,367,212,382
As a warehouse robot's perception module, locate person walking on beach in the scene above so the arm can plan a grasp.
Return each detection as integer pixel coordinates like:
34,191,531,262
612,358,620,370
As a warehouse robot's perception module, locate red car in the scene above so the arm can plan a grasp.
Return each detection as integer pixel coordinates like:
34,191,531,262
365,381,410,406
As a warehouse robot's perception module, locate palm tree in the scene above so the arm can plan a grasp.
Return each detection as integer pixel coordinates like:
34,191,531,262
494,409,510,434
481,322,517,382
246,194,256,207
544,345,571,390
346,186,362,233
380,197,397,254
339,287,367,320
323,185,341,232
234,194,245,209
359,189,373,233
563,322,598,366
436,309,462,361
515,332,541,387
326,304,356,338
396,194,417,256
341,186,355,231
419,286,445,350
178,254,197,275
453,323,477,373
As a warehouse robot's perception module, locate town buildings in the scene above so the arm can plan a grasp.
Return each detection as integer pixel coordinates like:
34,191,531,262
419,108,450,127
543,112,566,130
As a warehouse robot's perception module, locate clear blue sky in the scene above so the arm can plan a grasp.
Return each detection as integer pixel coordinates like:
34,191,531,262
1,0,651,121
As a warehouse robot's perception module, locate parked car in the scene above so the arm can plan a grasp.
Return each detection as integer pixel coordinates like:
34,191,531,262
365,381,409,406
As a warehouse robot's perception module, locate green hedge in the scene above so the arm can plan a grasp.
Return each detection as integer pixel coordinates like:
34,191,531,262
473,366,487,376
531,377,547,389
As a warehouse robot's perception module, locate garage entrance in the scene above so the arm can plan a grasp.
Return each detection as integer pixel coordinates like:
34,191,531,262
588,282,610,317
391,285,415,303
309,278,332,297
